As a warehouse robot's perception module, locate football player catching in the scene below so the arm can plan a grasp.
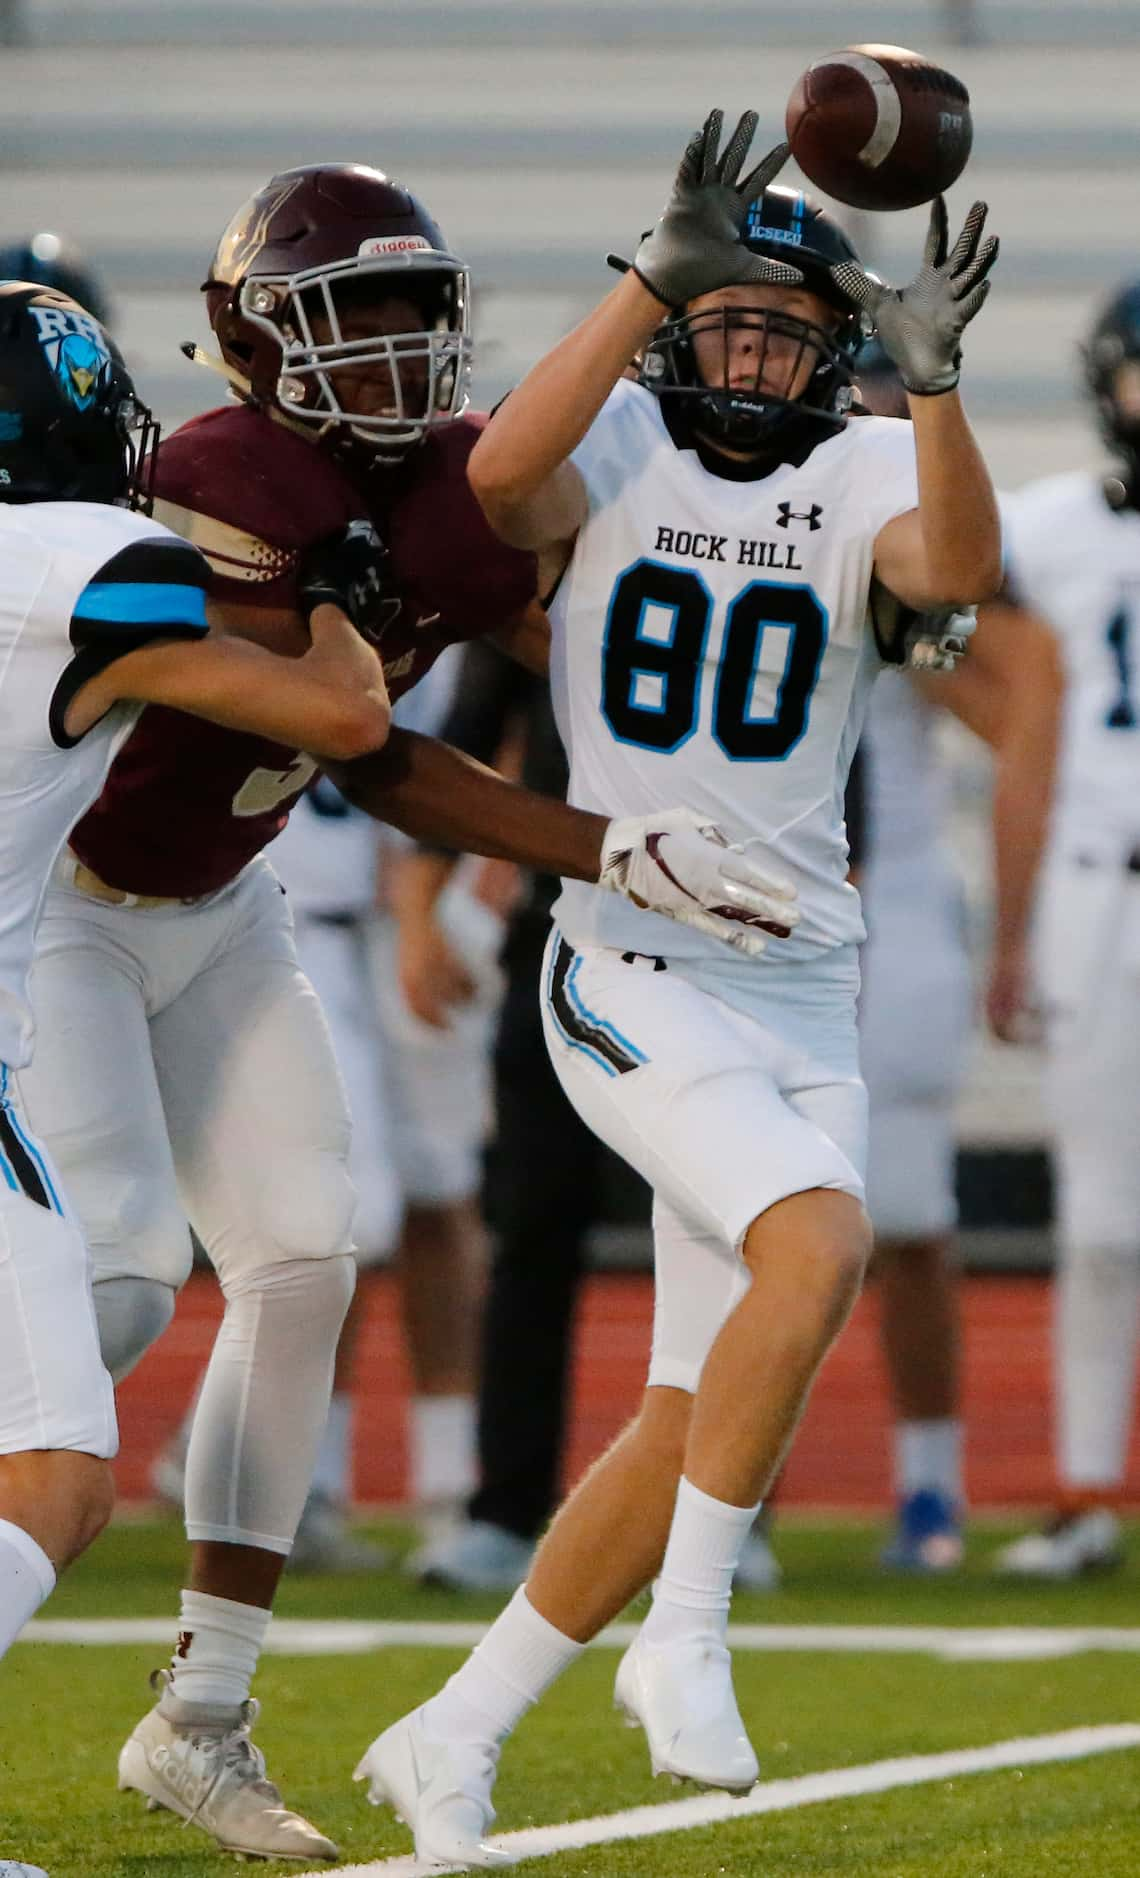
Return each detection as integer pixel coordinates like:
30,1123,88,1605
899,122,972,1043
0,278,391,1870
992,281,1140,1579
354,111,1001,1866
15,166,792,1861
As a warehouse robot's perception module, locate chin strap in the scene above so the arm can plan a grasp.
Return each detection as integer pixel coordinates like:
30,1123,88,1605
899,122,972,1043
180,341,252,397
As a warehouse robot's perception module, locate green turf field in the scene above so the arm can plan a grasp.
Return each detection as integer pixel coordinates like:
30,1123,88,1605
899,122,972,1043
6,1514,1140,1876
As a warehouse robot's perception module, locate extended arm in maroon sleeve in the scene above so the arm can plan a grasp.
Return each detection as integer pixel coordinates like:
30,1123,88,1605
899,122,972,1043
331,727,607,881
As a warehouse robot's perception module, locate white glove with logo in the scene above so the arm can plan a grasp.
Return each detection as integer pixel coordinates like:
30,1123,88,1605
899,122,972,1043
598,808,799,957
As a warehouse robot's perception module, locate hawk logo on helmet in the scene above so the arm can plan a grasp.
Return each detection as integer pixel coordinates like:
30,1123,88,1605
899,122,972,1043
27,305,111,411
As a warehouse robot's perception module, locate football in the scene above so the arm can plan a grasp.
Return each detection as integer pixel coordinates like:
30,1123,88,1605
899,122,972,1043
785,44,972,212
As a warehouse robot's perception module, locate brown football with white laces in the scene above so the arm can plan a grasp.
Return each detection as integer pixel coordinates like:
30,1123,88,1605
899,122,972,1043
786,44,972,212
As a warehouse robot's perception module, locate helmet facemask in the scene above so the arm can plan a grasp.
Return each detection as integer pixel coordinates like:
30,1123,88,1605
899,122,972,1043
642,299,858,452
234,253,471,459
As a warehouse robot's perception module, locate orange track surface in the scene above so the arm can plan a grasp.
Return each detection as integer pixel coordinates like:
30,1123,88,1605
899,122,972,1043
114,1270,1140,1510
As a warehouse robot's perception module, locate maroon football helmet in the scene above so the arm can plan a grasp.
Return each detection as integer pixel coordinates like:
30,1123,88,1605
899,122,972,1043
203,164,471,458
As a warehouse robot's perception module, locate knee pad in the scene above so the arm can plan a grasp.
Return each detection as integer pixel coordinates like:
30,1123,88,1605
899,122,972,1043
249,1152,357,1267
89,1180,195,1294
93,1275,177,1383
185,1254,355,1553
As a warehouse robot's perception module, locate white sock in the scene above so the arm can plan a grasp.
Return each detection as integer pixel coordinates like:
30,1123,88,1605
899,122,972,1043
0,1519,55,1659
1057,1248,1140,1488
164,1589,271,1713
641,1476,762,1650
310,1392,353,1504
411,1393,476,1506
894,1419,963,1504
422,1586,583,1744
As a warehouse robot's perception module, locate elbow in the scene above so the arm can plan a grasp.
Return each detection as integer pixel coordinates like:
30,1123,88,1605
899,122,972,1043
928,555,1004,609
468,446,527,544
324,694,391,762
969,551,1005,604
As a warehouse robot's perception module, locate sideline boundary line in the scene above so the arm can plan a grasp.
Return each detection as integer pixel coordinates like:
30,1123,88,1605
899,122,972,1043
21,1616,1140,1662
295,1725,1140,1876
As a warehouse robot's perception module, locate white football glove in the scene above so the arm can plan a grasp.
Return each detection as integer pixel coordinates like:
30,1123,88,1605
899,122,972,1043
599,808,799,957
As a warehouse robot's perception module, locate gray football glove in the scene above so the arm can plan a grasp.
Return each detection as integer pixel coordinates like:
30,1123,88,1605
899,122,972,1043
830,197,998,395
630,110,801,309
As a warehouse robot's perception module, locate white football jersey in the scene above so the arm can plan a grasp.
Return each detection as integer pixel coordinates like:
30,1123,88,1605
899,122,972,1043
862,670,955,894
1002,471,1140,853
0,501,209,1067
550,380,920,963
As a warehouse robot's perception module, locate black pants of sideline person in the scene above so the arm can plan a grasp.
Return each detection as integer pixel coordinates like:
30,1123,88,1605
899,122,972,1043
469,913,606,1542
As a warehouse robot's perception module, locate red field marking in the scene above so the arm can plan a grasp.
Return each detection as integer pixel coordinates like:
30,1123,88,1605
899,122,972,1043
113,1271,1140,1509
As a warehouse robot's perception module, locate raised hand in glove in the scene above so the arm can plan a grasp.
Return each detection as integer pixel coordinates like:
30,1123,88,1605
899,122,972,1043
297,520,403,646
629,109,802,309
599,807,799,957
830,197,998,395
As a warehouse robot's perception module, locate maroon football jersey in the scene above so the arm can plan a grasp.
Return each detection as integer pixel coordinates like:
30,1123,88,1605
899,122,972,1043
71,405,536,897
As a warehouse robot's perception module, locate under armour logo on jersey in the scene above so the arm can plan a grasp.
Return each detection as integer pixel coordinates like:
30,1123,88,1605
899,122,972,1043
775,502,823,530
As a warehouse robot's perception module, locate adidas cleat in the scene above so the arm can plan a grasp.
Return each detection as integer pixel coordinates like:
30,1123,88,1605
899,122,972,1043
118,1675,337,1860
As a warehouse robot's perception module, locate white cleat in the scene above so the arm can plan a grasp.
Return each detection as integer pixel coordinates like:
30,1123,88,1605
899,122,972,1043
0,1864,50,1876
614,1632,759,1792
407,1519,535,1593
993,1509,1123,1581
289,1491,390,1575
734,1528,783,1593
118,1681,337,1861
354,1707,513,1869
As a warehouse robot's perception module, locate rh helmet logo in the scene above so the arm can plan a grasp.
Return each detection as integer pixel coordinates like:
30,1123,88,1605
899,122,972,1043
28,305,112,411
776,502,823,530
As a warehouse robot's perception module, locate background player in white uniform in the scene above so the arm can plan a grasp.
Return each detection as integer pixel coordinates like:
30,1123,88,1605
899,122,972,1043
854,345,1061,1574
994,280,1140,1579
0,279,389,1872
266,648,500,1563
355,112,1002,1867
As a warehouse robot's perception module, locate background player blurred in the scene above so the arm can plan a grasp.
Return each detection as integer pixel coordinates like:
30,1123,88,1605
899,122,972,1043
993,281,1140,1579
396,641,637,1593
0,277,388,1869
855,342,1061,1571
0,232,111,329
153,652,500,1571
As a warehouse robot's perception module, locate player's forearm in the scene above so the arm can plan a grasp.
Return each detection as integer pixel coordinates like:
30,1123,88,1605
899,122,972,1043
389,849,459,923
333,728,607,880
908,390,1003,603
990,682,1062,956
468,272,666,538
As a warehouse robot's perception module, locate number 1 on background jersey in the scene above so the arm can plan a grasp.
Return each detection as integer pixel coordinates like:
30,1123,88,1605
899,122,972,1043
601,560,828,762
1106,604,1138,730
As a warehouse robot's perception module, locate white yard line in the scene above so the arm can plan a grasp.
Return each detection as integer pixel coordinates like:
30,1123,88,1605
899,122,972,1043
293,1725,1140,1877
21,1616,1140,1661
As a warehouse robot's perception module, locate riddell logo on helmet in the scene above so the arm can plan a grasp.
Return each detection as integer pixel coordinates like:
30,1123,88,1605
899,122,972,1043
357,236,433,257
